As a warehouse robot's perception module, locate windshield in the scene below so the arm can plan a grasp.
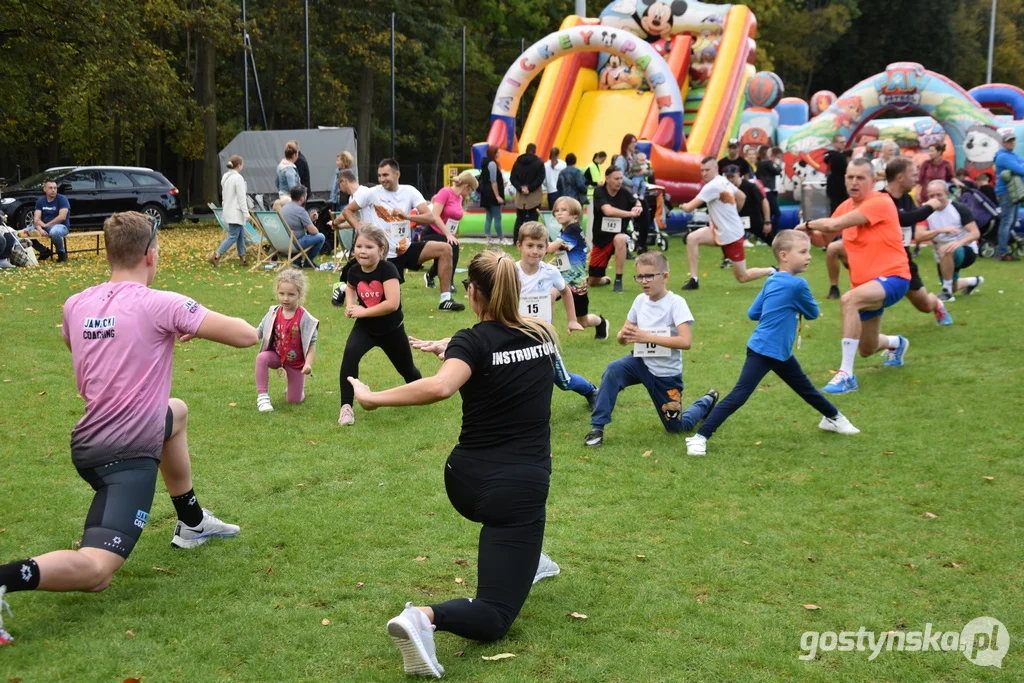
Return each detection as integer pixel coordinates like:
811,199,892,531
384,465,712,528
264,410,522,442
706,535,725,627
3,168,76,191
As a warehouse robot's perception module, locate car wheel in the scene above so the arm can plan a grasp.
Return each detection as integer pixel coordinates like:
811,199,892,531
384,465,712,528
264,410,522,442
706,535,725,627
16,206,34,230
142,204,167,230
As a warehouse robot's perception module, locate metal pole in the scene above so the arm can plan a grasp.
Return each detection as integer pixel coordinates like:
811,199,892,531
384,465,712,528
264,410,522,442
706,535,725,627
575,0,586,17
391,12,396,158
461,26,467,162
242,0,249,130
986,0,998,84
304,0,311,128
247,33,269,130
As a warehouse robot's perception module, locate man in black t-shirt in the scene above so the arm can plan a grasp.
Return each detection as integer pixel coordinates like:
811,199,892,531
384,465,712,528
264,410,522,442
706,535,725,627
824,135,849,213
718,139,752,178
589,167,641,293
725,166,771,243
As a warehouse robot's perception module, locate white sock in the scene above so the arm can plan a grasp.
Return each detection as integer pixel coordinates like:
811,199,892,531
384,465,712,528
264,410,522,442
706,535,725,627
691,276,699,282
964,276,979,288
885,335,901,350
440,291,451,302
840,338,858,376
942,279,953,293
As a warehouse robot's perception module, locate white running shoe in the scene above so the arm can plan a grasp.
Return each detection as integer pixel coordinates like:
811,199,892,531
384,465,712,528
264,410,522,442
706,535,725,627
257,393,274,412
171,508,241,549
686,434,708,456
386,602,444,679
338,404,355,426
533,551,561,584
0,585,13,646
819,414,861,435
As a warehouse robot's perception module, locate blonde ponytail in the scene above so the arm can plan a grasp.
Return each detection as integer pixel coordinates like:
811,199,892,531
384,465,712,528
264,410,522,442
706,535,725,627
467,249,558,349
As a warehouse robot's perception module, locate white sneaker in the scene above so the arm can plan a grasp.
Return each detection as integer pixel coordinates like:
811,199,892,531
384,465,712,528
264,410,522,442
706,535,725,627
257,393,274,412
819,414,860,435
533,551,561,584
0,585,13,646
171,508,241,549
686,434,708,456
338,404,355,426
386,602,444,678
0,259,15,270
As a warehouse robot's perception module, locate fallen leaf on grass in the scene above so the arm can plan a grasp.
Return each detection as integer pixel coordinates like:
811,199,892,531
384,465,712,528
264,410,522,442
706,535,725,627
924,512,938,519
724,354,731,359
568,612,588,620
636,555,646,560
125,630,135,638
454,558,468,565
641,450,652,457
481,653,515,661
415,556,428,561
38,391,46,396
802,604,821,610
123,679,141,683
807,556,815,562
742,540,752,546
455,577,465,585
983,476,994,481
296,484,305,488
306,440,318,445
754,441,762,446
883,451,894,455
152,567,174,575
266,567,275,574
944,562,962,569
903,563,917,569
356,582,365,589
321,619,331,626
454,650,464,657
228,402,237,407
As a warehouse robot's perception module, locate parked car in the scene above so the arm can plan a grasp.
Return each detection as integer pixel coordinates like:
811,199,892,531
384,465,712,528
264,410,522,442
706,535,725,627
0,166,183,231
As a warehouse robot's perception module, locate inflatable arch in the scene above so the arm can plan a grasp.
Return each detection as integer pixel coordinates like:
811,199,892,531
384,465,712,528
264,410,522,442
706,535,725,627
482,25,685,162
782,62,1003,176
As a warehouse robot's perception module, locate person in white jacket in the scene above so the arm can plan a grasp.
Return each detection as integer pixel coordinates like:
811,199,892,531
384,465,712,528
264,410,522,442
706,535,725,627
209,155,249,266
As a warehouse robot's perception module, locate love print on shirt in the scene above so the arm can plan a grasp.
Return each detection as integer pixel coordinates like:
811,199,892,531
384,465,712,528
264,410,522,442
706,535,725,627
357,280,385,307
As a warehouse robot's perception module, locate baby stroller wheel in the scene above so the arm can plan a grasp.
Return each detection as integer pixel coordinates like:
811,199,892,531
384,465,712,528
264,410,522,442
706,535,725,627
658,234,669,251
980,241,996,259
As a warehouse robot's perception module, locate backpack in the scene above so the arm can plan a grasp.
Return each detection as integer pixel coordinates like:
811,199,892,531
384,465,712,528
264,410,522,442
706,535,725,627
1000,169,1024,204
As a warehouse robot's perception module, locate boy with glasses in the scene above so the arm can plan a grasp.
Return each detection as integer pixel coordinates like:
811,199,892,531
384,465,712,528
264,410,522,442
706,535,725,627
585,252,717,447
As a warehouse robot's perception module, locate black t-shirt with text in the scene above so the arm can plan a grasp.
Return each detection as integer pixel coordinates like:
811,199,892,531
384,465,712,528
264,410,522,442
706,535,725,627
592,185,637,247
444,321,555,468
347,260,404,334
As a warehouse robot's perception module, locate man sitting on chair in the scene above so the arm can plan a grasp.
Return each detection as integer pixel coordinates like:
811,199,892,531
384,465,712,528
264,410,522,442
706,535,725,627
279,185,326,268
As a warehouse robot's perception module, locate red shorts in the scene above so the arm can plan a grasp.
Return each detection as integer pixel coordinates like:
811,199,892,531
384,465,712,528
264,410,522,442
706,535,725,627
720,238,745,264
588,241,615,277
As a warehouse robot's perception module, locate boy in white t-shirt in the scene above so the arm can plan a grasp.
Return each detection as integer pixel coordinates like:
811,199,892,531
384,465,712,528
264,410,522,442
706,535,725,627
584,252,718,447
677,156,776,291
517,222,598,409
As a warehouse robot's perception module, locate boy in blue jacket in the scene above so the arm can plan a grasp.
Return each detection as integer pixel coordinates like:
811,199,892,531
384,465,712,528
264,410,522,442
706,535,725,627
686,231,860,456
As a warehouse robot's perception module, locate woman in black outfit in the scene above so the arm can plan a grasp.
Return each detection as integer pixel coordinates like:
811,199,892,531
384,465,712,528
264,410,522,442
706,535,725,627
755,145,783,232
348,249,559,679
478,145,505,243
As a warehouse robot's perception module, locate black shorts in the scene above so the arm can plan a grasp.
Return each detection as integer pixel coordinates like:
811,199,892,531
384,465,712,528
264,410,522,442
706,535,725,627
388,240,429,279
570,288,589,317
77,458,160,559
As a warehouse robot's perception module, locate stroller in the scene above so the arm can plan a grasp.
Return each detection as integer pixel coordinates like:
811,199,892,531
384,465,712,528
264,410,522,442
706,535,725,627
958,186,1022,258
624,185,670,253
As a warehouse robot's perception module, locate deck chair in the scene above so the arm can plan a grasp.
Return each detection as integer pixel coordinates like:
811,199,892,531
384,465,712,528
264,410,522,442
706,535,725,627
247,210,315,272
208,203,264,252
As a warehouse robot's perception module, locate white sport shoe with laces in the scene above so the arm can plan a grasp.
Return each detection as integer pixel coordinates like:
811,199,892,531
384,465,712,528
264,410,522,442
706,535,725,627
818,414,861,435
0,585,14,646
533,551,561,584
171,508,241,549
387,602,444,678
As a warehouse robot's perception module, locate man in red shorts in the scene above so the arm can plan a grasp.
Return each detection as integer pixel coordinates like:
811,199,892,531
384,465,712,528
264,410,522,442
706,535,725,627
678,156,775,290
798,158,911,395
589,166,641,293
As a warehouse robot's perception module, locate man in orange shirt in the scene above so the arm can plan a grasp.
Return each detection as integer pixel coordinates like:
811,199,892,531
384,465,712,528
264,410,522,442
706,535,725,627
797,158,911,395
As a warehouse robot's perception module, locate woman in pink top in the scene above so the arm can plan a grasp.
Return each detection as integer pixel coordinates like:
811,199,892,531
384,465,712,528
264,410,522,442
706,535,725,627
917,142,959,195
423,171,479,290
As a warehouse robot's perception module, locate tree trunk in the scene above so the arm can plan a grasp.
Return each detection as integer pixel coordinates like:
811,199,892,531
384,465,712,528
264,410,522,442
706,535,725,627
356,65,374,184
197,32,219,205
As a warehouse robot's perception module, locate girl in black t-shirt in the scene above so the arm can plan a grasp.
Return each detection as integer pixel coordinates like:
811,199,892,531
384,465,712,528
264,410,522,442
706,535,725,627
337,226,421,426
348,250,558,678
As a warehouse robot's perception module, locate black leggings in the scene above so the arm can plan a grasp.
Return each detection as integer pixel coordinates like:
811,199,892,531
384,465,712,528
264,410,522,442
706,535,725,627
430,453,549,641
698,347,838,439
421,230,459,280
339,322,421,406
513,207,539,243
1,232,15,260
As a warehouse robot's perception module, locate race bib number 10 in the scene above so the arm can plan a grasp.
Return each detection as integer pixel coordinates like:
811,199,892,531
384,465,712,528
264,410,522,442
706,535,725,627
601,217,622,233
519,292,553,323
632,326,672,358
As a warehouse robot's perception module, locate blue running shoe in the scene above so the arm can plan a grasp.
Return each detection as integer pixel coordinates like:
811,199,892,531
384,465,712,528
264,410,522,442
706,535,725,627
935,302,953,326
883,336,910,367
822,372,858,395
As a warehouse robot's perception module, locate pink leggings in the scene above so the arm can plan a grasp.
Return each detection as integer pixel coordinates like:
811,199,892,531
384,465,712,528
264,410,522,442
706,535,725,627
255,351,306,403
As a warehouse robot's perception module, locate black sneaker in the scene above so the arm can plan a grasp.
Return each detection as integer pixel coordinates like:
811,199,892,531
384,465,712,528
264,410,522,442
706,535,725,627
703,389,720,417
586,387,599,412
438,299,465,312
595,316,609,340
719,258,730,269
827,285,841,300
423,272,436,289
998,253,1020,262
56,251,68,263
584,428,604,447
681,278,699,291
937,289,955,303
625,251,635,260
964,276,984,296
613,279,624,293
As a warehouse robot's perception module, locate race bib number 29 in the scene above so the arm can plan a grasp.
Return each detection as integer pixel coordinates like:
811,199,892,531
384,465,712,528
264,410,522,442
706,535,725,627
632,326,672,358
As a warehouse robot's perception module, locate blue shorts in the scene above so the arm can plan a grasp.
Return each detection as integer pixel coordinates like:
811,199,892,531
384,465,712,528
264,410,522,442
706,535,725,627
859,276,910,321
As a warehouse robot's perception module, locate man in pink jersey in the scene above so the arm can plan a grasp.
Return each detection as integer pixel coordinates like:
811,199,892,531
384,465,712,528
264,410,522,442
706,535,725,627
0,212,258,645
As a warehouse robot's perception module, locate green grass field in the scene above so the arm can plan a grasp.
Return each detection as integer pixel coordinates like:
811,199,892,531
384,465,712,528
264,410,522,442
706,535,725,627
1,224,1022,682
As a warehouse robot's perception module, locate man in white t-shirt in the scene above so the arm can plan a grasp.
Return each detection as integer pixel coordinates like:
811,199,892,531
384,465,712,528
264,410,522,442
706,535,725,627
872,140,897,190
342,159,464,311
584,252,718,447
677,156,776,291
916,180,982,301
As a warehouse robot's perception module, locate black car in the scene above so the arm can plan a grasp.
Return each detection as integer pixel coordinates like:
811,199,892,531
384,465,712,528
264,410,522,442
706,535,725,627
0,166,183,230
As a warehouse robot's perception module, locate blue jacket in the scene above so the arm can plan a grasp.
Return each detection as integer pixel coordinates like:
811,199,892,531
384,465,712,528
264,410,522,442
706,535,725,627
556,166,587,204
995,148,1024,196
746,272,819,361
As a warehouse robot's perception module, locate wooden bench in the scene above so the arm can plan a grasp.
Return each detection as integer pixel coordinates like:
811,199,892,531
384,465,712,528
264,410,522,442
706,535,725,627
31,230,105,255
